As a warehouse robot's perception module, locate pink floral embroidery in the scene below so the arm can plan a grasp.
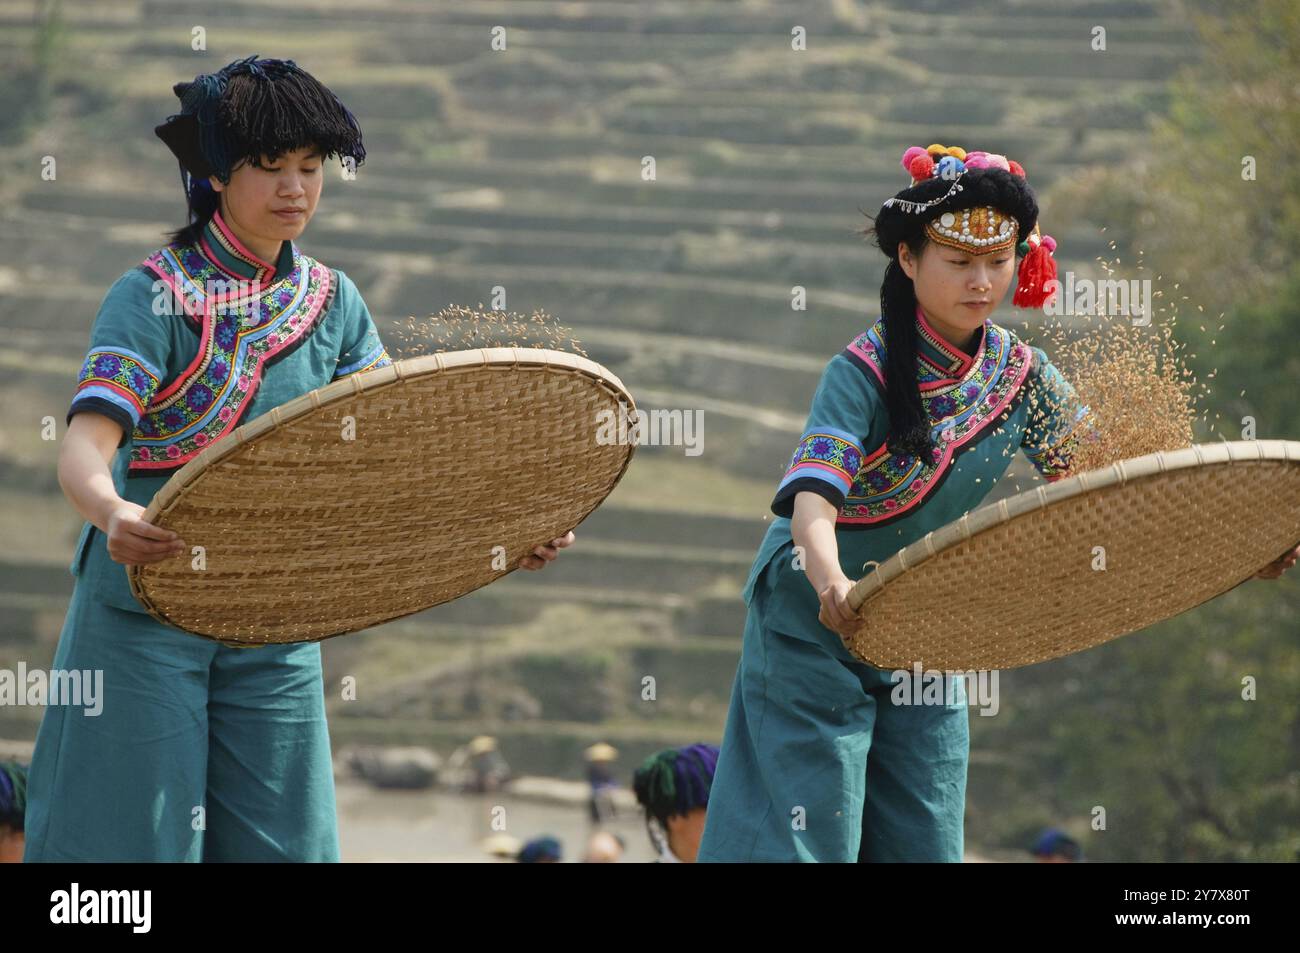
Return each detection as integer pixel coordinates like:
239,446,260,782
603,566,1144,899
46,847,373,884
836,320,1033,525
127,247,332,474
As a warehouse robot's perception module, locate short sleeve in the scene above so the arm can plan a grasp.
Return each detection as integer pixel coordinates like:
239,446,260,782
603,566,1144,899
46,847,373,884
1020,346,1094,482
332,269,392,379
67,268,172,448
770,352,879,518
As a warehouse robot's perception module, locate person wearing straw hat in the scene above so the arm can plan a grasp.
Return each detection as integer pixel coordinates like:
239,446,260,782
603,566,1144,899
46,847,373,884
23,55,574,863
466,735,510,793
584,741,620,822
697,143,1297,864
481,832,524,861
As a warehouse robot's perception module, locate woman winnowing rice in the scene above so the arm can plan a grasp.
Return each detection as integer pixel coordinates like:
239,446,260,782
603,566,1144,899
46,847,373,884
23,55,573,862
696,143,1298,863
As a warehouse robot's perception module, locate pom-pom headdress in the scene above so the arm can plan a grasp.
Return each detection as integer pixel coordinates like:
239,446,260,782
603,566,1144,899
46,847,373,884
880,142,1058,309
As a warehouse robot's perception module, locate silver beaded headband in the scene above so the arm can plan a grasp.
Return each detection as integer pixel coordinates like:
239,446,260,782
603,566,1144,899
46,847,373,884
879,168,967,214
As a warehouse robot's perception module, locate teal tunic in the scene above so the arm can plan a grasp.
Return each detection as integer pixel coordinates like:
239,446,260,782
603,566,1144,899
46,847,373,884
24,209,391,862
697,305,1091,863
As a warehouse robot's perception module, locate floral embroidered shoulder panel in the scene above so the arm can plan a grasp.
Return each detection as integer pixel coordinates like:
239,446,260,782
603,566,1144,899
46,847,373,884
68,211,391,477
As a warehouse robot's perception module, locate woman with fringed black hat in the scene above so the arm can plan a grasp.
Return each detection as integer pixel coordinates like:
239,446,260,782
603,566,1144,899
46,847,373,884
23,55,572,862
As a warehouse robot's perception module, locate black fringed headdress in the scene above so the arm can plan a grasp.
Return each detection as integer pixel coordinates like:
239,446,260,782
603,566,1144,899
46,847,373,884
154,54,366,207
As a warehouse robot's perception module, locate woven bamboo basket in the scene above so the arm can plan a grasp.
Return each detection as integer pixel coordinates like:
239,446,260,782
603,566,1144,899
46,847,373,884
842,440,1300,671
128,348,636,645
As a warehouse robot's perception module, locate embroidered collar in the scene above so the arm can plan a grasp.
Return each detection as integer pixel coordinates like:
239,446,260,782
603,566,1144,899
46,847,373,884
199,208,295,284
125,240,334,475
914,304,985,381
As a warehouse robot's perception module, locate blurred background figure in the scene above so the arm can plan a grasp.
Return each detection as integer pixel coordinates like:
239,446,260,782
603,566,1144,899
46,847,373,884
464,735,511,794
632,743,719,863
582,829,625,863
0,761,27,863
584,742,620,823
481,832,523,862
517,835,563,863
1030,827,1084,863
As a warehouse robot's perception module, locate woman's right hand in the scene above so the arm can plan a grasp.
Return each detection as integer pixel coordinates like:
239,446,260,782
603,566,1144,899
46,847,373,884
816,573,862,639
104,501,186,566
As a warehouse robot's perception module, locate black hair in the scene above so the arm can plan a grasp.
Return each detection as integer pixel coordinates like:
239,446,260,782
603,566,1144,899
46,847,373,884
166,176,222,249
860,167,1039,458
164,64,365,248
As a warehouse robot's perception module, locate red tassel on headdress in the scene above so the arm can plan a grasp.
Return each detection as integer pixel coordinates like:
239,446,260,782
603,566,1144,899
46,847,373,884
1013,232,1058,309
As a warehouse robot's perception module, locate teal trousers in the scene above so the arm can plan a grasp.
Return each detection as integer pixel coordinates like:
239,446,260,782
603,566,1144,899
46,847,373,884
698,574,970,863
23,580,339,862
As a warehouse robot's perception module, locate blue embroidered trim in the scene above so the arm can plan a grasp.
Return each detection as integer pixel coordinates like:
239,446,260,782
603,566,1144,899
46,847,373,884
334,342,391,378
776,426,865,497
71,347,164,426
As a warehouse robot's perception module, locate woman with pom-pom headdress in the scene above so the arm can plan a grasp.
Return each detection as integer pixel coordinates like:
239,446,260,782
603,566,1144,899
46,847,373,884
696,143,1093,863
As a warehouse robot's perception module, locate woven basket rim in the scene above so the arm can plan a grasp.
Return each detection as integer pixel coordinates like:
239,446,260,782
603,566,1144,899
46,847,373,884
848,438,1300,613
126,347,636,638
139,347,632,524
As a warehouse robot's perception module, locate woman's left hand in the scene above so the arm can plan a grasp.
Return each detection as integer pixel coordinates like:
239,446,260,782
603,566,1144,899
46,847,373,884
518,531,576,571
1254,542,1300,580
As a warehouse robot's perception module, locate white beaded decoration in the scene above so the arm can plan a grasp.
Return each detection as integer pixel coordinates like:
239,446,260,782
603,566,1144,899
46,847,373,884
880,169,968,214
